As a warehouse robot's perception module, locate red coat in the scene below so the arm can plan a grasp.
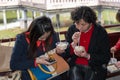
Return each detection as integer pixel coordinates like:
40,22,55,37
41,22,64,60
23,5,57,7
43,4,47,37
114,38,120,51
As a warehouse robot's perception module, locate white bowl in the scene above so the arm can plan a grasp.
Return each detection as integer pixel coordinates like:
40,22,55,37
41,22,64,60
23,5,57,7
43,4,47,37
74,46,85,52
56,42,68,50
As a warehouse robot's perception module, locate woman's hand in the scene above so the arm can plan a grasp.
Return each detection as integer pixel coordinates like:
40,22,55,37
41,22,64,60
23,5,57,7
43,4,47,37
74,48,90,59
115,61,120,68
74,49,86,57
35,55,51,65
110,46,117,53
72,32,81,45
56,46,65,55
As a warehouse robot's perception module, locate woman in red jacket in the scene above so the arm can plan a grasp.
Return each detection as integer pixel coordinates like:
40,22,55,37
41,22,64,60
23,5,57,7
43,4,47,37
110,9,120,53
110,38,120,53
110,9,120,68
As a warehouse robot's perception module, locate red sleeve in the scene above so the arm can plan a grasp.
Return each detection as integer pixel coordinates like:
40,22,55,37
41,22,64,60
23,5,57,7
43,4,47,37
114,38,120,51
34,59,38,67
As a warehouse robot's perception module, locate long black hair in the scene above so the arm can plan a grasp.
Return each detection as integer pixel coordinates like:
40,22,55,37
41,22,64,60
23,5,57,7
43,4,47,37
24,16,54,59
71,6,97,24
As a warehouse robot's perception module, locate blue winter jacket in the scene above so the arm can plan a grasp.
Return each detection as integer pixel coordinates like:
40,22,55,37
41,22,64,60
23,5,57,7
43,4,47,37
10,32,59,80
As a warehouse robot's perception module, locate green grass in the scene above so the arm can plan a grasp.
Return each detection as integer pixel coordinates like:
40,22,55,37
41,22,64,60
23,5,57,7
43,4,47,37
0,9,119,24
0,27,24,39
0,10,40,23
101,9,118,24
0,27,68,39
95,9,119,25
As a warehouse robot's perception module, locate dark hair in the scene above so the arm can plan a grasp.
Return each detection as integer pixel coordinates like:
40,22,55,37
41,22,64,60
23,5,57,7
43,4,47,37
25,16,54,59
116,9,120,22
71,6,97,24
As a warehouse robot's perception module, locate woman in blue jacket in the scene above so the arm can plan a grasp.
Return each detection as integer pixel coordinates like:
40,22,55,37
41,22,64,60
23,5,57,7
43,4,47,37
10,16,63,80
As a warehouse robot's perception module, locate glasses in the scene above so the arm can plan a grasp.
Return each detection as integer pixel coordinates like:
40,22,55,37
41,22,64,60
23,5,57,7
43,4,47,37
74,20,89,27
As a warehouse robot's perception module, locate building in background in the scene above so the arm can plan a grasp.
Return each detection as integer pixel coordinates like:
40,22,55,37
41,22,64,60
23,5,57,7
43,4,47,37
0,0,120,30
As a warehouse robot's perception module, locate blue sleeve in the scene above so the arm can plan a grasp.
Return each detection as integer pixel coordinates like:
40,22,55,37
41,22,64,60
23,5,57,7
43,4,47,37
10,34,35,71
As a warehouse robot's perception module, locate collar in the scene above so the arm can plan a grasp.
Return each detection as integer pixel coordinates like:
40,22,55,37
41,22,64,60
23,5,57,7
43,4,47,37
82,24,94,34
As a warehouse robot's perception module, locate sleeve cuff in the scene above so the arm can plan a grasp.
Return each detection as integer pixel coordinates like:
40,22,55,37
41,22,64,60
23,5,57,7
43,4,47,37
34,59,38,67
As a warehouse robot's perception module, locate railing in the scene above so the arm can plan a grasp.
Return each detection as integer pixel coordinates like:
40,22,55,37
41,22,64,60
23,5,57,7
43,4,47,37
99,0,120,7
104,24,120,28
0,24,120,43
0,0,120,10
